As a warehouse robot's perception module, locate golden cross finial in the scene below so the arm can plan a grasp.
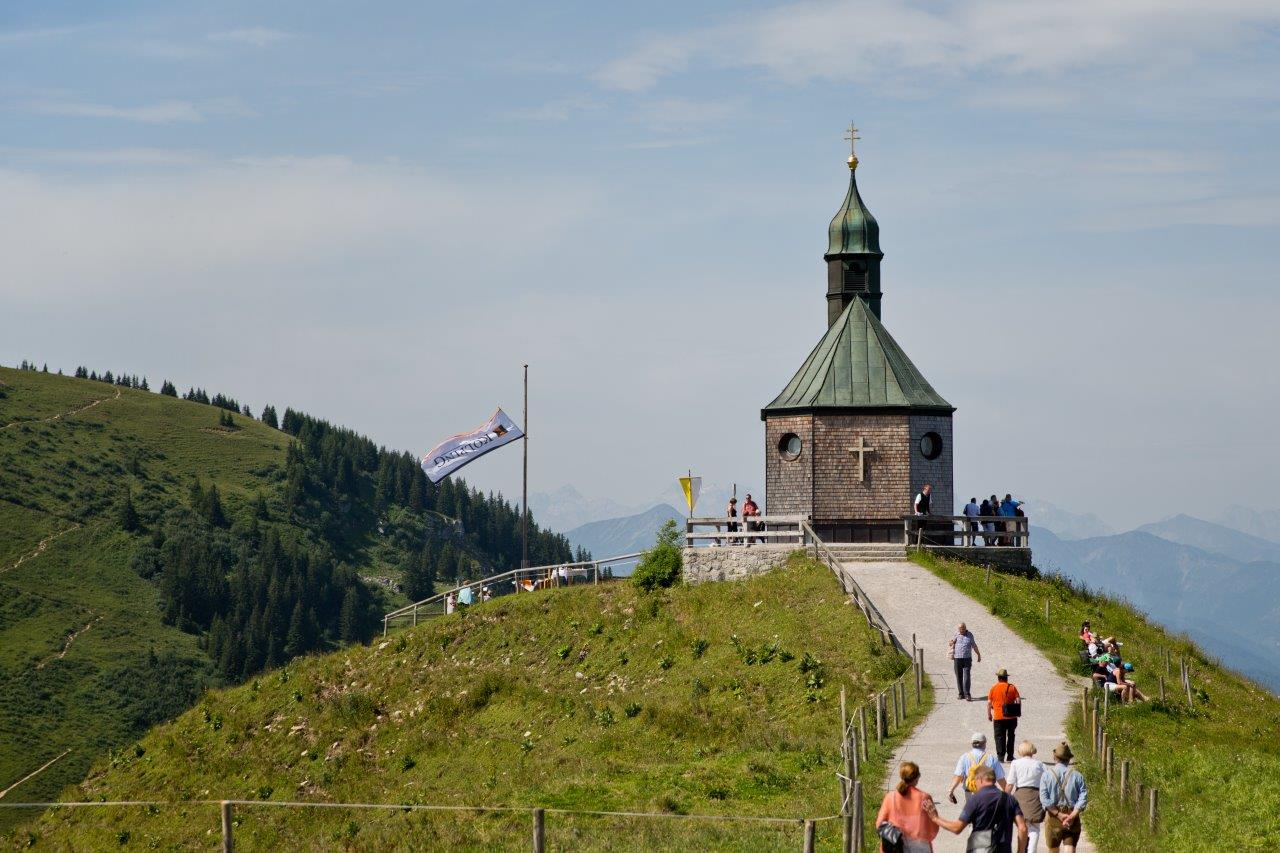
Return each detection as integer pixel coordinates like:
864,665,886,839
843,121,860,168
844,121,860,157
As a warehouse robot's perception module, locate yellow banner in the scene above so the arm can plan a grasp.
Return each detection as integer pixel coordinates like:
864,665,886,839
678,476,702,515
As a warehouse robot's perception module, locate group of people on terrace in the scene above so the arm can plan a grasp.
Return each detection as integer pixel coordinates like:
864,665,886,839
1081,621,1148,703
719,493,761,545
961,494,1027,546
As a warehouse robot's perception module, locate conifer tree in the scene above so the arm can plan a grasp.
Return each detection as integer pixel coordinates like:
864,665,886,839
261,405,279,429
338,588,361,642
141,377,150,391
206,484,227,527
117,489,139,532
254,491,270,520
160,380,177,397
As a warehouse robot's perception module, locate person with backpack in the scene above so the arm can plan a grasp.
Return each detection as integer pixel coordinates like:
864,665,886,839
947,732,1007,805
987,668,1022,762
928,764,1028,853
875,761,939,852
1038,743,1087,852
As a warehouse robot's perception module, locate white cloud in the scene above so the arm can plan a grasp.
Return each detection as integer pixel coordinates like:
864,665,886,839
0,147,208,167
23,97,255,124
27,100,206,123
597,0,1280,90
208,28,295,48
0,158,599,301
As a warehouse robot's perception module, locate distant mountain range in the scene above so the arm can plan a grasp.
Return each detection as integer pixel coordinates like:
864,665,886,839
1032,517,1280,692
564,504,684,564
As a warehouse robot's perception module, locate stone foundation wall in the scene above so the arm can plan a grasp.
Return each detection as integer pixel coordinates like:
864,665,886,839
683,546,797,585
924,546,1035,577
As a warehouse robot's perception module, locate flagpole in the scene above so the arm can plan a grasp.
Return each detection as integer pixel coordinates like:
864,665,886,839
521,363,529,569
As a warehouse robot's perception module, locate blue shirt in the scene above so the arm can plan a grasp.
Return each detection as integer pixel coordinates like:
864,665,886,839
999,499,1024,517
958,785,1022,853
458,586,474,605
952,631,976,660
955,748,1005,782
1039,763,1088,812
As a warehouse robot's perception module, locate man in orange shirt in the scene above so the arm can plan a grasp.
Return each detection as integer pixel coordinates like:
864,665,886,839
987,668,1022,762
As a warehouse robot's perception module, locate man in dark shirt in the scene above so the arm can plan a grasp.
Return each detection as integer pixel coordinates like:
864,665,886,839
929,764,1028,853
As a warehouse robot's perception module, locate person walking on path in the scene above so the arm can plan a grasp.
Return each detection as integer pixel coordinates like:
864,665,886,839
1008,742,1046,852
930,764,1028,853
876,761,940,853
988,668,1022,762
1039,743,1087,853
949,622,982,700
947,733,1006,806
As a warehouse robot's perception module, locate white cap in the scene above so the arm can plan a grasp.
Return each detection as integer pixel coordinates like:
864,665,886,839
971,732,987,745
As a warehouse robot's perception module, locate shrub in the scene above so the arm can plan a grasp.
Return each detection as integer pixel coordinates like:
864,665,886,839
631,519,682,592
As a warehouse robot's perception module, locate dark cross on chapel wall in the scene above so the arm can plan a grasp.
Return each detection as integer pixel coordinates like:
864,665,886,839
848,435,875,482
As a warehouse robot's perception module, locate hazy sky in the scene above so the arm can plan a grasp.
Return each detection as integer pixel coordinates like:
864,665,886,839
4,1,1279,530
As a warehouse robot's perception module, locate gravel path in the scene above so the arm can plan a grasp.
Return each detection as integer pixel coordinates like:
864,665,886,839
843,560,1095,853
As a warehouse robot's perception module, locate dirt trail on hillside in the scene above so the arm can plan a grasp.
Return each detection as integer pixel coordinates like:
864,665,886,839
1,386,120,431
0,523,81,575
36,613,103,670
842,560,1096,853
0,749,72,800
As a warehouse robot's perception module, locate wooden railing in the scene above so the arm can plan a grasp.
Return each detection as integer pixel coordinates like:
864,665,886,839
801,520,905,654
382,552,642,635
902,514,1030,548
684,514,806,547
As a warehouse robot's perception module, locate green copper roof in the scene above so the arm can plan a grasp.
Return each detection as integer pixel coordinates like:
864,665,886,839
826,165,882,258
763,298,952,415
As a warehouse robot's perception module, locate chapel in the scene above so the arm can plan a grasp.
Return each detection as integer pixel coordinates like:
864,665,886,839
762,128,954,542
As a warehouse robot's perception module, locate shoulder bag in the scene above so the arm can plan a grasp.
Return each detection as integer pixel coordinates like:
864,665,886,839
999,684,1022,718
876,820,904,853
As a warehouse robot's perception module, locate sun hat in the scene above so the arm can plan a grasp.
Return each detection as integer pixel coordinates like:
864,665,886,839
1053,742,1074,763
996,667,1009,677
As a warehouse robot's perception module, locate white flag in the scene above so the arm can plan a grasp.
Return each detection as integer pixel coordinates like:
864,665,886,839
421,409,524,484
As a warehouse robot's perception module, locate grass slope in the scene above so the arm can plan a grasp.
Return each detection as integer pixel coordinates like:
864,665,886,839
913,552,1280,852
0,368,299,828
22,557,929,851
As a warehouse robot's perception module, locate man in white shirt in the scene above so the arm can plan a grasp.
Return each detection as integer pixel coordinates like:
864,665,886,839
914,484,932,515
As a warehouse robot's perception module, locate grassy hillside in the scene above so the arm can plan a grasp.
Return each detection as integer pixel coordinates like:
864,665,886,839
913,552,1280,852
0,365,571,833
1,368,292,826
19,557,929,851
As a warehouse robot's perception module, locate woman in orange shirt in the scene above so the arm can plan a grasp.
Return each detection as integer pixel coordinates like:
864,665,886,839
876,761,940,852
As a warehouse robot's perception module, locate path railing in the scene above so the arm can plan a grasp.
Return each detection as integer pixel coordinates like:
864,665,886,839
685,514,806,547
802,520,905,654
382,552,641,636
903,514,1030,548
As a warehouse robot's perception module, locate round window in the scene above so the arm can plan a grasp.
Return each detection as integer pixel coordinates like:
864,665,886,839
919,431,943,460
778,433,803,461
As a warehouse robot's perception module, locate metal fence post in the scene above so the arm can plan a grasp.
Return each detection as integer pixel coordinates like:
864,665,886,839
532,807,545,853
220,801,233,853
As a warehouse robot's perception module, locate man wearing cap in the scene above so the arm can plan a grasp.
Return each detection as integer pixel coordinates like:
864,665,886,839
947,732,1007,805
988,667,1022,762
1039,742,1087,852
